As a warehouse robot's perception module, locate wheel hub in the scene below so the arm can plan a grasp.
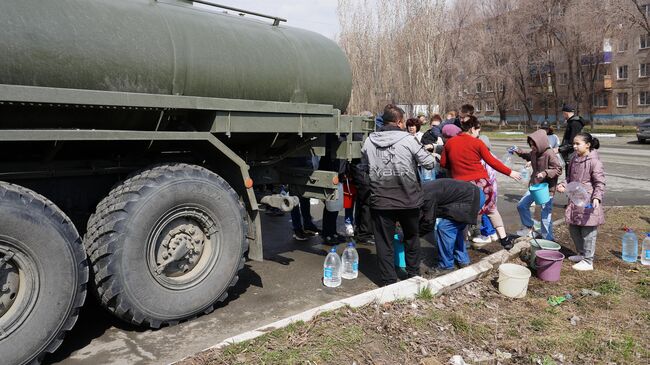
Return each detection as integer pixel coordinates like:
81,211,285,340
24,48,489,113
0,251,19,318
156,223,206,276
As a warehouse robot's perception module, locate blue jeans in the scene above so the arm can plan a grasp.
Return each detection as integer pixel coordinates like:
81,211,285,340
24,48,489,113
517,191,554,241
435,218,470,269
480,214,496,236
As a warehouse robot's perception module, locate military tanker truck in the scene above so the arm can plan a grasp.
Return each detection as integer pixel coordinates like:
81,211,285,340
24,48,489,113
0,1,371,363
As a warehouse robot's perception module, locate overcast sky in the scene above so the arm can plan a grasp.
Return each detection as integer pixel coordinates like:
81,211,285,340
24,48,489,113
201,1,340,39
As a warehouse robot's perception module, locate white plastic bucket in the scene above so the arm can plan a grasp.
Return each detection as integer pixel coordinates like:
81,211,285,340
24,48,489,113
498,263,532,298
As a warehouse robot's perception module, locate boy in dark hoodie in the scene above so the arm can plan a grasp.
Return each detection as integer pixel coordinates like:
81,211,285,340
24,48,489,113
514,129,563,240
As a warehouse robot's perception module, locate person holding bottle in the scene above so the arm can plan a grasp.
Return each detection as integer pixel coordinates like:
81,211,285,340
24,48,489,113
513,129,563,240
440,115,522,249
556,132,606,271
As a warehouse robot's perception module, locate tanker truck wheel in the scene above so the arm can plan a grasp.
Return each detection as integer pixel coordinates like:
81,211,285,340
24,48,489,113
84,163,247,328
0,182,88,365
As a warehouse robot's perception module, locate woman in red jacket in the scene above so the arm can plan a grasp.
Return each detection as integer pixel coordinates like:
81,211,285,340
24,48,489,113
440,116,522,248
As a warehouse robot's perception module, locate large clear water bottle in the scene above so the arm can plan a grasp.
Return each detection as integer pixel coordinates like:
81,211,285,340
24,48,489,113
565,181,592,208
641,233,650,266
519,166,530,183
501,151,514,168
341,242,359,279
323,246,342,287
622,228,639,263
419,166,435,182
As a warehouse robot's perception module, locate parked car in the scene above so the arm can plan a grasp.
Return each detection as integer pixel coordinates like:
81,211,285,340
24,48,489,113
637,119,650,143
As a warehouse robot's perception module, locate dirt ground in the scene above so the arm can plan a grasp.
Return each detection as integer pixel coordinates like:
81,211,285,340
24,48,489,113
180,206,650,365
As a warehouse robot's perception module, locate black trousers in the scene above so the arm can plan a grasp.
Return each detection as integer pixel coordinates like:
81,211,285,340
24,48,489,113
354,186,374,240
370,208,421,285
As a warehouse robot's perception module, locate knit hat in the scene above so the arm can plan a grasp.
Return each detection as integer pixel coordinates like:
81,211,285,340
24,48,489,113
561,104,575,112
442,124,461,138
478,134,492,150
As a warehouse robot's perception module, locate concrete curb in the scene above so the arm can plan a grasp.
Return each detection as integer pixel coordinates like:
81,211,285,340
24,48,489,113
171,238,533,364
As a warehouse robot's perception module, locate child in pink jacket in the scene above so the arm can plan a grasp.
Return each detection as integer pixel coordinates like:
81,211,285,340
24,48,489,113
557,132,606,271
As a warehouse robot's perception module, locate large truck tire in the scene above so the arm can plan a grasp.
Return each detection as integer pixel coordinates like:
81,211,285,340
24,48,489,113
84,163,248,328
0,182,88,365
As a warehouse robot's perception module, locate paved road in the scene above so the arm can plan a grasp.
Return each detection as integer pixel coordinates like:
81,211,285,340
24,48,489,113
45,136,650,365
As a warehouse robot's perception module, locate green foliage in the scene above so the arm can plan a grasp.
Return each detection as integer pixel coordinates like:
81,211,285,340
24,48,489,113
415,287,434,300
594,279,622,295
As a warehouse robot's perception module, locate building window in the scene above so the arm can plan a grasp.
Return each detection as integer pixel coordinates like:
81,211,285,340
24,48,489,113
558,73,568,85
485,100,495,111
618,39,628,52
641,34,650,49
641,63,650,78
513,101,521,111
485,82,493,92
593,93,608,108
618,65,628,80
617,93,628,107
639,91,650,105
643,4,650,17
475,102,482,112
476,82,483,93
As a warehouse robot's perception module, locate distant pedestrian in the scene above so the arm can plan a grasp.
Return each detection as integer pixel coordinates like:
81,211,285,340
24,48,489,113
440,110,457,129
540,120,563,166
558,105,584,173
406,117,424,142
557,133,606,271
360,104,435,285
421,114,443,146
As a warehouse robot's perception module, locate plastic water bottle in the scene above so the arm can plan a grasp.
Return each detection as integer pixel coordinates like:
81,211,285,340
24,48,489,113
641,233,650,266
519,166,530,183
341,242,359,279
622,228,638,263
501,151,514,168
565,181,592,208
323,246,342,287
420,167,434,182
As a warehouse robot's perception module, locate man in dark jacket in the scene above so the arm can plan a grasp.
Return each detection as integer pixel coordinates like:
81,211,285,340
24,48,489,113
360,104,435,285
558,104,584,172
420,114,443,146
419,179,482,274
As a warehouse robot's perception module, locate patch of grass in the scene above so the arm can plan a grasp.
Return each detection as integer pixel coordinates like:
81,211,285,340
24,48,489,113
607,336,637,363
594,279,622,295
448,313,470,333
575,328,599,349
530,318,549,332
540,355,558,365
636,277,650,299
415,287,434,300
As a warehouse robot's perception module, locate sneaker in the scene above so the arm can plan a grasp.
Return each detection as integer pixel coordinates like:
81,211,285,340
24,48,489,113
344,223,355,236
292,230,310,241
457,261,470,269
568,255,584,263
489,233,499,241
515,227,533,238
322,234,347,245
472,235,492,244
303,225,321,236
572,260,593,271
500,236,515,250
430,267,454,277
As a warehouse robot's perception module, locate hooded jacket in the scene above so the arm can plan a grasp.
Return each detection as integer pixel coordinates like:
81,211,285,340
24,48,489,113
360,125,435,209
558,150,606,226
559,114,584,155
516,129,563,193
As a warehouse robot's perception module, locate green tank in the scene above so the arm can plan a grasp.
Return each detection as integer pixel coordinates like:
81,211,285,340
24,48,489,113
0,0,351,110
